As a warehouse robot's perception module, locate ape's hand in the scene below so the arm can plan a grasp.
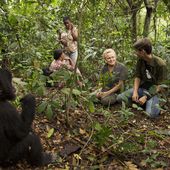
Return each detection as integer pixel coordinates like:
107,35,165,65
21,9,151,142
20,94,36,126
20,94,36,107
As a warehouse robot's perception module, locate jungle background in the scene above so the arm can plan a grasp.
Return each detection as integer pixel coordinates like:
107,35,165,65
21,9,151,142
0,0,170,169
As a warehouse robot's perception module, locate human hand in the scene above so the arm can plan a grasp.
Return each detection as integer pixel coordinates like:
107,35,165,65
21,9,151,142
132,91,139,102
138,96,147,105
96,92,101,98
60,39,67,46
156,85,166,93
69,23,74,30
156,85,160,93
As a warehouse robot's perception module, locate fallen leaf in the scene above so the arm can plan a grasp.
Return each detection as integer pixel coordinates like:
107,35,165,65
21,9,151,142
79,128,86,135
125,161,139,170
74,153,82,160
47,128,54,138
140,160,147,167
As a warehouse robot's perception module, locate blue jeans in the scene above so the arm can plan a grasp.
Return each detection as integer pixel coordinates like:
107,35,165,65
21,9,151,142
117,88,160,118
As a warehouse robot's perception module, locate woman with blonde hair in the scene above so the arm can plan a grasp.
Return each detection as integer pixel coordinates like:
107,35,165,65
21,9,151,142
96,49,128,106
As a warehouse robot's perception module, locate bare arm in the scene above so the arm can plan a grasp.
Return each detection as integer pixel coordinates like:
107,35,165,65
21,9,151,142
71,26,78,41
59,37,67,46
132,77,141,102
58,30,68,46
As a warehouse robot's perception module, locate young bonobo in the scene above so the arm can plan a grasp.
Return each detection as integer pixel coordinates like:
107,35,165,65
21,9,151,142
0,68,54,167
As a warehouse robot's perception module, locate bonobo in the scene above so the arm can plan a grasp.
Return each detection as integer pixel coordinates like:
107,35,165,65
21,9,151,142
0,68,54,167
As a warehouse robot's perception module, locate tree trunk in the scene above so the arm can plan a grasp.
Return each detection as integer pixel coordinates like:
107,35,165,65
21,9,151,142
153,0,159,42
131,10,138,42
126,0,143,43
143,0,153,37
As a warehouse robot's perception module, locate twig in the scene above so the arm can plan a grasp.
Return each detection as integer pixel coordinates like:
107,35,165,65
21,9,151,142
78,105,94,156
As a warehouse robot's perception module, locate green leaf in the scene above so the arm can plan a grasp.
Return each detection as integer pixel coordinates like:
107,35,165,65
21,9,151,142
72,89,81,96
148,85,157,95
51,100,60,108
94,122,102,131
47,128,54,138
103,110,111,116
61,88,70,95
119,142,139,152
36,86,46,96
46,105,53,119
132,103,138,109
159,84,168,88
88,101,95,113
8,14,18,25
13,77,27,86
37,101,48,113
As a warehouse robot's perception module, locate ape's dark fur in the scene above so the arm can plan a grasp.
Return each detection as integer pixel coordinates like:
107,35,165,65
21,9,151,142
0,68,52,167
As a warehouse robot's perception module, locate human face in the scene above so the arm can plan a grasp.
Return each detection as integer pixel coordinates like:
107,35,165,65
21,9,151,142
104,52,117,66
135,49,144,58
58,53,65,61
134,49,149,61
64,19,72,30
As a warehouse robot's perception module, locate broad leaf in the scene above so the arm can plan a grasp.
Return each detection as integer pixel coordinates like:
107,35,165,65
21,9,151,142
46,105,53,119
47,128,54,138
37,101,48,113
72,89,81,96
88,101,95,113
61,88,70,95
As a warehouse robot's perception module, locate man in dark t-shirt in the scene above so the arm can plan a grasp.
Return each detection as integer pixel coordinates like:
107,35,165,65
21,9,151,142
96,49,128,106
117,38,167,118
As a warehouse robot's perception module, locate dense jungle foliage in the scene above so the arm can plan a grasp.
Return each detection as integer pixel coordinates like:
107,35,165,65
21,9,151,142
0,0,170,169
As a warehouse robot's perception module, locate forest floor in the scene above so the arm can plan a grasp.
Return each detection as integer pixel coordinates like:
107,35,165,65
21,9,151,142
2,88,170,170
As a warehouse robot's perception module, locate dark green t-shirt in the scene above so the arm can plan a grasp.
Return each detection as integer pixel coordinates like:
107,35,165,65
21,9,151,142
135,55,167,90
100,62,128,90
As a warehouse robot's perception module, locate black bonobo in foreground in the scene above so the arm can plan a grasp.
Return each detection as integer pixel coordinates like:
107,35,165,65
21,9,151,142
0,68,53,167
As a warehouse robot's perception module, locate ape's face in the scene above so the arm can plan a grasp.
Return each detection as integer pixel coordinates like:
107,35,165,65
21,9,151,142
0,69,16,100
